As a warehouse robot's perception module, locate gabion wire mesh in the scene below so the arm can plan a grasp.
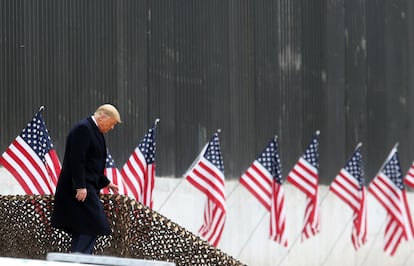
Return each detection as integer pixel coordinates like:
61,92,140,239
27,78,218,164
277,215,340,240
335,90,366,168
0,194,245,266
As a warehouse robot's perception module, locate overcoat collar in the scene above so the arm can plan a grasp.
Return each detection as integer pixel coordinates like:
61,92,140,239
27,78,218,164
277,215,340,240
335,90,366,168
86,116,107,157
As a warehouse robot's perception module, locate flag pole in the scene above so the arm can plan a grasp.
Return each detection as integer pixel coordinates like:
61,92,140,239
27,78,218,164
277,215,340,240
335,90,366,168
319,141,363,207
402,246,414,266
279,131,324,265
359,143,398,265
281,141,365,265
236,134,284,259
320,215,353,266
182,129,221,178
358,219,387,266
319,142,364,264
38,105,45,112
156,178,185,212
159,129,222,212
375,142,399,176
227,137,278,203
225,181,240,201
277,192,330,265
236,209,268,259
277,186,334,266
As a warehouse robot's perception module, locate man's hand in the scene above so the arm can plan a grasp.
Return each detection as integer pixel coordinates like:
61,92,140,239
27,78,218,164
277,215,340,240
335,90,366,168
76,188,87,202
107,182,119,195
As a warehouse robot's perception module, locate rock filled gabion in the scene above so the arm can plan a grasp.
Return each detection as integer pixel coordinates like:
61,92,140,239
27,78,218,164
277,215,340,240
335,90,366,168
0,194,245,266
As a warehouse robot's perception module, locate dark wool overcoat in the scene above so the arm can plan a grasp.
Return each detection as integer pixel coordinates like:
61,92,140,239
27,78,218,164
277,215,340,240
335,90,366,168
51,117,111,235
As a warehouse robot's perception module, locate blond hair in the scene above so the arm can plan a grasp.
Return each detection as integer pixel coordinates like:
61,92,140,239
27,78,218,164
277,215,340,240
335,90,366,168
94,104,122,123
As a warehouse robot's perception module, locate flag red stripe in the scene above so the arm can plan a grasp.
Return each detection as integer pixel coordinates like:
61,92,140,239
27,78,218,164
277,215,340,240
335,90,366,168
143,163,155,208
250,163,272,189
330,172,360,211
46,149,61,187
287,171,316,198
121,150,146,200
187,169,225,211
240,162,272,210
186,134,226,247
301,196,319,240
121,165,141,199
240,174,271,210
404,164,414,188
297,160,318,182
369,177,403,224
383,219,403,256
270,182,288,246
402,190,414,239
286,137,319,241
199,160,225,188
368,148,414,256
287,160,318,198
14,140,53,193
2,147,48,194
186,160,225,207
200,201,226,247
0,156,34,194
0,113,61,195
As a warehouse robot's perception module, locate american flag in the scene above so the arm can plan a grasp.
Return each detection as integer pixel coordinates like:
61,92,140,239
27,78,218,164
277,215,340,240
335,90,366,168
120,119,159,208
368,145,414,256
286,131,320,240
329,143,367,250
186,132,226,247
0,108,61,194
403,161,414,188
102,150,127,195
240,136,287,246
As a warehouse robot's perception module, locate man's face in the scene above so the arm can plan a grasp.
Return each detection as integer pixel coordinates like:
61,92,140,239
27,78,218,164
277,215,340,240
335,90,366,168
98,116,118,133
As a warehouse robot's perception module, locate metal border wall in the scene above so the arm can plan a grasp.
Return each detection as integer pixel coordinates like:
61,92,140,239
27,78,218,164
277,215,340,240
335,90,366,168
1,0,414,183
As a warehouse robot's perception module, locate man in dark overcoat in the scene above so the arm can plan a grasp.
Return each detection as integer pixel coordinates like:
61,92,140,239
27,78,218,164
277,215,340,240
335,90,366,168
51,104,121,254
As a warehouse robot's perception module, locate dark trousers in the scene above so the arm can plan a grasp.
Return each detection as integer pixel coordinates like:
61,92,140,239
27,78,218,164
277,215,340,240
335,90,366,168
71,233,97,254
